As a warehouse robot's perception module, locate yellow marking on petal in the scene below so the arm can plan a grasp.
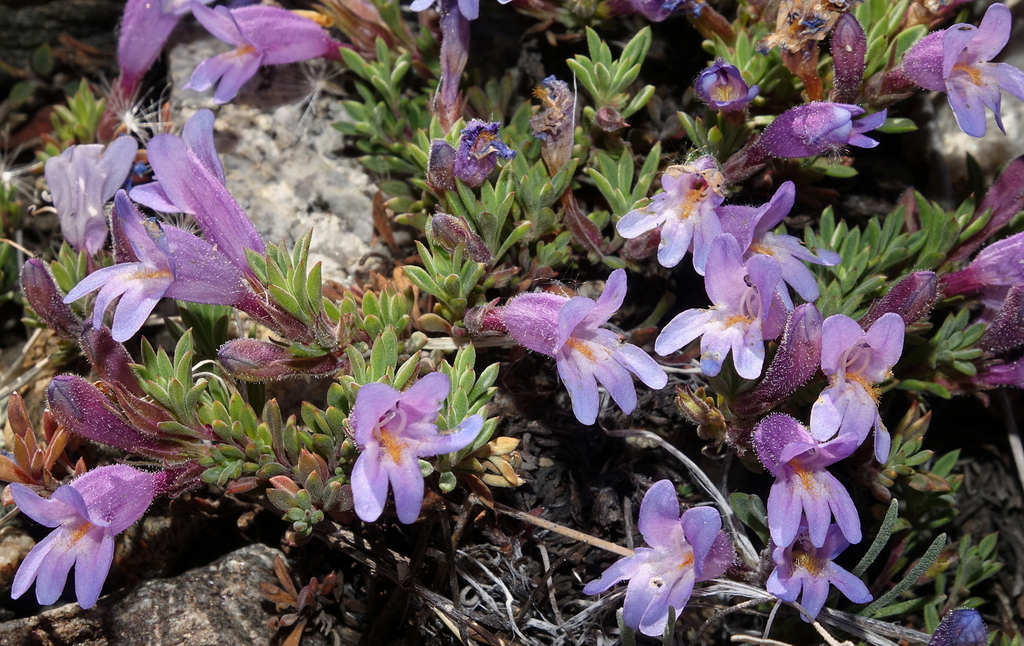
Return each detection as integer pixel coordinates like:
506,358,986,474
710,85,743,102
376,428,408,464
678,551,695,570
68,522,94,544
847,372,881,404
292,9,333,27
228,44,258,59
952,62,984,86
748,242,775,257
794,549,826,576
723,314,755,327
565,337,597,361
125,267,173,282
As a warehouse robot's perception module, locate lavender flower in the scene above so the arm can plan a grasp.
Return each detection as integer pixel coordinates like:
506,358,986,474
63,192,247,342
695,60,759,113
754,103,887,158
655,234,787,380
809,313,904,462
117,0,214,96
130,109,225,213
616,158,727,271
766,522,872,620
901,3,1024,137
718,181,841,304
185,1,344,104
977,356,1024,389
409,0,511,22
753,413,861,548
350,373,482,524
582,480,733,636
10,465,168,608
978,283,1024,354
943,231,1024,298
452,120,516,188
437,0,470,128
501,269,668,425
44,137,139,256
143,125,265,276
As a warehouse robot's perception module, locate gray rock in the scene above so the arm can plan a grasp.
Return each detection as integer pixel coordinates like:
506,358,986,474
0,543,336,646
165,25,374,285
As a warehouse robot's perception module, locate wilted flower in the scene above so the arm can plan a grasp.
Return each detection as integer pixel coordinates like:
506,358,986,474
718,181,841,304
616,158,726,271
766,522,872,620
350,373,482,524
63,192,247,342
10,465,168,608
452,120,515,188
44,138,139,256
810,313,904,462
754,103,887,158
428,213,492,264
130,109,225,213
655,234,787,380
901,3,1024,138
530,76,575,174
117,0,214,96
501,269,668,425
753,413,862,548
186,1,344,104
695,60,759,113
582,480,733,636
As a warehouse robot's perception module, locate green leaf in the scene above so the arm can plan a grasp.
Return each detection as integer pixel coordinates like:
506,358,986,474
876,117,918,134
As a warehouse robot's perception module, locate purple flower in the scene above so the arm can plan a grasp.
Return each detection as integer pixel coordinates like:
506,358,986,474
185,1,344,104
130,110,225,213
142,126,265,276
605,0,675,21
616,158,727,271
766,523,872,620
830,13,867,105
978,283,1024,355
501,269,668,425
350,373,482,524
809,313,904,462
695,60,759,113
63,191,247,342
117,0,214,96
655,234,787,380
753,413,861,548
901,3,1024,137
437,0,470,128
943,231,1024,297
452,120,516,188
754,103,887,158
10,465,167,608
582,480,733,636
860,271,939,328
718,181,841,304
409,0,511,21
44,138,139,256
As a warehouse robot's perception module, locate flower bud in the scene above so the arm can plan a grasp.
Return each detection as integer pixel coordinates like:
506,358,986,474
860,271,938,328
218,339,346,381
21,259,82,340
733,304,823,416
695,60,759,113
830,13,866,104
80,324,145,395
979,283,1024,355
594,106,628,131
427,213,493,264
978,356,1024,389
464,298,507,335
48,375,177,457
427,139,457,192
754,103,887,159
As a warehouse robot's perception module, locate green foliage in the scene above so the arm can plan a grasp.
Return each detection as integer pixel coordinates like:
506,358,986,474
40,79,106,158
133,331,209,431
567,27,655,123
403,240,486,325
168,303,232,363
444,165,532,262
587,142,661,219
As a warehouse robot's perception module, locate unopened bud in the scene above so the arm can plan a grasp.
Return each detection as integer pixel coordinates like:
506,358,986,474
21,258,81,340
80,324,144,395
427,213,493,264
427,139,457,192
979,283,1024,355
861,271,938,328
830,13,866,104
594,106,628,131
218,339,345,381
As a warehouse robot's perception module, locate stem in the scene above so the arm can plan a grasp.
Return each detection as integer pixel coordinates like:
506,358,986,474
491,502,635,557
